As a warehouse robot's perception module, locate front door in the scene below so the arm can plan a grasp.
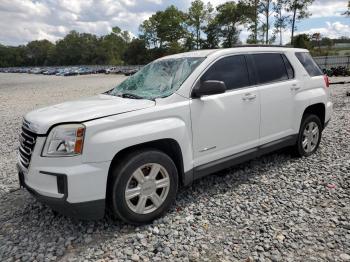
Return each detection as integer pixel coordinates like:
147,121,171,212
190,55,260,167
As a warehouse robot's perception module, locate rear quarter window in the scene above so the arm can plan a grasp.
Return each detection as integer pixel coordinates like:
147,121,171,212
281,54,294,79
295,52,323,77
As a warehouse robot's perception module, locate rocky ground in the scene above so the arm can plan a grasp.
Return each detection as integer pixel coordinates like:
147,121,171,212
0,74,349,262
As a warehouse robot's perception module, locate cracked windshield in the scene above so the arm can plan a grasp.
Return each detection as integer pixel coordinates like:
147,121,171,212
108,57,205,100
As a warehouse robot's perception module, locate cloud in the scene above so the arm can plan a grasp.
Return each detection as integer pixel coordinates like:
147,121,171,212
298,21,350,39
0,0,349,46
309,0,348,18
0,0,177,45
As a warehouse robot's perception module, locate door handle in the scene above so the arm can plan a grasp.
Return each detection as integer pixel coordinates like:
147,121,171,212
242,93,256,101
291,84,301,91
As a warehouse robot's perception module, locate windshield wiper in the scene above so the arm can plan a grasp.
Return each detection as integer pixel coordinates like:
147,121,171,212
120,93,144,99
106,91,155,101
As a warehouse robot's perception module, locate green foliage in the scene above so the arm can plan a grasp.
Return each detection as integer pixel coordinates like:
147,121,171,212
0,45,26,67
99,27,131,65
293,34,311,49
214,1,251,47
0,27,133,67
25,40,54,66
140,15,159,48
187,0,213,49
203,19,221,48
320,37,334,47
51,31,100,65
140,6,186,49
157,6,187,46
123,39,150,65
244,0,260,44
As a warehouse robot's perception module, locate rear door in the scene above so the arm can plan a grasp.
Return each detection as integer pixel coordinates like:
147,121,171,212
250,53,297,145
190,54,260,167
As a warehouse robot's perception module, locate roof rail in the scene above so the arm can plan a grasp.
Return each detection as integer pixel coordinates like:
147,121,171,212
232,44,294,48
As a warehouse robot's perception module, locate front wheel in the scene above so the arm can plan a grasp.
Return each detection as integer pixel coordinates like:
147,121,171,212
108,150,178,224
293,114,322,157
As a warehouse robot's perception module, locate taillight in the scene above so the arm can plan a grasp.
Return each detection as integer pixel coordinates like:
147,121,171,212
323,75,330,88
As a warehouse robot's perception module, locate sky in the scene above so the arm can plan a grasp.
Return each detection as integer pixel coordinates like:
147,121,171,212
0,0,349,46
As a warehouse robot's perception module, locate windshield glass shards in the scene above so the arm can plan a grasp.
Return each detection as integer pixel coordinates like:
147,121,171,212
108,57,205,100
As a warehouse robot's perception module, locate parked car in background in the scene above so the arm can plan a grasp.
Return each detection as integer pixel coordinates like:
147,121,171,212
42,68,58,75
30,67,44,74
124,68,138,76
0,65,141,76
105,67,119,74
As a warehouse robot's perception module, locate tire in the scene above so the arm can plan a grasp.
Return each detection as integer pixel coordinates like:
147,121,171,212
108,149,178,224
293,114,322,157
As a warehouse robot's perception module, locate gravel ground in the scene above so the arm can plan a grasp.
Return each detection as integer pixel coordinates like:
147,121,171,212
0,74,349,262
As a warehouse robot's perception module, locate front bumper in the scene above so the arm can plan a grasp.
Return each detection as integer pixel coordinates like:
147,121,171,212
17,135,111,220
18,164,105,220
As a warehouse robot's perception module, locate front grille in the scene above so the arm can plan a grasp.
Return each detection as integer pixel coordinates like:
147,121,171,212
19,120,37,169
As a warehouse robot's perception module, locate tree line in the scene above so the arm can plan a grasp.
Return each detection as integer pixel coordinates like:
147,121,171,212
0,0,349,67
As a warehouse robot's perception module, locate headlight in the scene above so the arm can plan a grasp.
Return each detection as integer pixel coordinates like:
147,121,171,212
42,124,85,157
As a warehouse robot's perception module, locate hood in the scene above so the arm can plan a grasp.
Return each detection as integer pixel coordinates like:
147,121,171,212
24,94,155,134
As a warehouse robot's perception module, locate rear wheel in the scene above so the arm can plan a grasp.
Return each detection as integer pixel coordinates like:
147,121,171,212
108,150,178,224
293,114,322,157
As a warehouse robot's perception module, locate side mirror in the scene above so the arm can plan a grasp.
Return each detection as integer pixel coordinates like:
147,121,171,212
192,80,226,98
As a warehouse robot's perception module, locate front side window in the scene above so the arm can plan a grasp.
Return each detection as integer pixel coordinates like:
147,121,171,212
108,57,205,100
295,52,323,77
252,53,289,84
201,55,250,90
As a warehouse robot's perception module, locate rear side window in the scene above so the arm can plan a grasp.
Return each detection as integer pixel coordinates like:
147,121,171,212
252,53,289,84
295,52,323,77
201,55,250,90
281,54,294,79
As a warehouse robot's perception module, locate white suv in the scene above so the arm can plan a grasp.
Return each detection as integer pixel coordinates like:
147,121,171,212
18,47,332,224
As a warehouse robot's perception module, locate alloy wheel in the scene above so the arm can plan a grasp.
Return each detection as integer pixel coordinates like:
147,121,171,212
302,121,319,153
124,163,170,214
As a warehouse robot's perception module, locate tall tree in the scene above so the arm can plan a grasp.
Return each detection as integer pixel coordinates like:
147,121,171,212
245,0,260,44
215,1,251,47
311,32,321,50
25,40,54,66
157,6,187,47
259,0,273,44
100,27,131,65
285,0,314,46
187,0,213,49
140,6,187,49
203,18,221,48
139,15,160,48
273,0,289,45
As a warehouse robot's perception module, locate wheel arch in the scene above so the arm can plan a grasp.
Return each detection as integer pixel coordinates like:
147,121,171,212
302,103,326,129
106,138,187,198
